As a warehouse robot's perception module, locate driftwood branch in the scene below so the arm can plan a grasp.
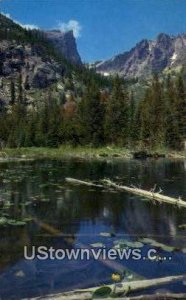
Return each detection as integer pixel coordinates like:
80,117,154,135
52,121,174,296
66,177,103,188
102,179,186,208
94,294,186,300
124,293,186,300
34,275,186,299
65,178,186,208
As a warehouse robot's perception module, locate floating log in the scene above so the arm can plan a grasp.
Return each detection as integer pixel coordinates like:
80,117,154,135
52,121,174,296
124,293,186,300
65,177,186,208
102,179,186,208
33,275,186,299
66,177,103,188
87,293,186,300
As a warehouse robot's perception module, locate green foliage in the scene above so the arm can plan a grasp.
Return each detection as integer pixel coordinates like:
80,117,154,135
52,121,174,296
78,80,105,146
0,73,185,150
0,12,185,151
104,76,129,146
10,79,15,105
92,286,112,298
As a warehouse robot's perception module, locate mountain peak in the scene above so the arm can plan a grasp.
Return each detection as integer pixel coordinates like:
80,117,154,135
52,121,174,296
45,29,82,65
95,32,186,78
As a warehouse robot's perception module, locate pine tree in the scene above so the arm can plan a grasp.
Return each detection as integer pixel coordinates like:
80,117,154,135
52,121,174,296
0,61,3,75
104,76,129,145
175,75,186,149
78,80,105,146
129,91,136,146
18,72,23,104
150,74,165,147
139,88,152,148
10,79,15,105
164,76,179,149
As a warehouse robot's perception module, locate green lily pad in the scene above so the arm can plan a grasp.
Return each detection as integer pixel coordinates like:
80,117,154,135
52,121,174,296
178,224,186,230
90,243,105,248
92,286,112,298
139,238,156,244
15,270,25,277
22,217,33,222
0,217,8,225
3,201,13,209
7,220,26,226
114,239,144,248
140,238,176,252
100,232,113,237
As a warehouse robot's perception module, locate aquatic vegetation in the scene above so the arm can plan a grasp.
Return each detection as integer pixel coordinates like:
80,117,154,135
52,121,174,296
99,232,115,237
140,237,178,252
92,286,112,298
179,224,186,230
111,273,122,282
0,217,26,226
114,239,144,249
90,243,105,248
14,270,25,278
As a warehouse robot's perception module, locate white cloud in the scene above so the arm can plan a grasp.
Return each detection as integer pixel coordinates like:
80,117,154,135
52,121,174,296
58,20,82,38
1,11,39,30
1,12,11,18
19,23,39,30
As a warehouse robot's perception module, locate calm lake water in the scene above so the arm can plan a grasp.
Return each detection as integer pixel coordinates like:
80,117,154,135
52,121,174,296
0,158,185,299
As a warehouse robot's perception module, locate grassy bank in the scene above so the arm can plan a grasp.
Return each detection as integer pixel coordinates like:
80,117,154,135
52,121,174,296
1,145,185,161
3,146,131,160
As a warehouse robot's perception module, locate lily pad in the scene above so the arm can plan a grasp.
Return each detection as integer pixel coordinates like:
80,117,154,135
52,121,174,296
114,239,144,248
22,217,33,222
140,238,155,244
100,232,115,237
7,220,26,226
92,286,112,298
140,238,177,252
0,217,8,225
90,243,105,248
178,224,186,230
15,270,25,277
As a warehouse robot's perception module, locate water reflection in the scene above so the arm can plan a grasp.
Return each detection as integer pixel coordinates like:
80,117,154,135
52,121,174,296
0,158,185,299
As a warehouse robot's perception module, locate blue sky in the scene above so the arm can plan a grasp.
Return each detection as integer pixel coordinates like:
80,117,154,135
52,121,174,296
1,0,186,62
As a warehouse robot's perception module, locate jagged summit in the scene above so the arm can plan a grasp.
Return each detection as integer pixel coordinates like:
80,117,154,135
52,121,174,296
95,33,186,78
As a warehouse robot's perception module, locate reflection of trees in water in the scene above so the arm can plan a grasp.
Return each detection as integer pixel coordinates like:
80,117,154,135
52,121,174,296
0,159,185,279
0,226,30,272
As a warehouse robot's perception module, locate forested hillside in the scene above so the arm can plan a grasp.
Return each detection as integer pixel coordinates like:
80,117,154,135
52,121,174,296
0,13,185,150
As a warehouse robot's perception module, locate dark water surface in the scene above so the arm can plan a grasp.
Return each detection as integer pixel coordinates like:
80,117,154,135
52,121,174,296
0,158,185,299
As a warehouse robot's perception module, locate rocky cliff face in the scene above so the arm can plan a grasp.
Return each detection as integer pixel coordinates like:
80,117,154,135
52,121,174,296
0,40,65,104
0,13,83,105
95,33,186,78
45,30,82,65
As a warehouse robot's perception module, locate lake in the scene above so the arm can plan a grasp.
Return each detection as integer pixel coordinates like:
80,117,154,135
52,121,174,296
0,158,185,299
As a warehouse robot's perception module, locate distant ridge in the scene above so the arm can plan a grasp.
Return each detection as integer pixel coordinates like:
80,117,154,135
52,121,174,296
95,33,186,78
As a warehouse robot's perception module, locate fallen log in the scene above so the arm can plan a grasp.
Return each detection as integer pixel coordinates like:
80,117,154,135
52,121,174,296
65,177,186,208
124,293,186,300
66,177,103,188
34,275,186,299
102,179,186,208
89,293,186,300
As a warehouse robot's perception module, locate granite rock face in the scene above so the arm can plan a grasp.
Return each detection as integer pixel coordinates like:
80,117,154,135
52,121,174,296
0,40,64,89
45,30,82,65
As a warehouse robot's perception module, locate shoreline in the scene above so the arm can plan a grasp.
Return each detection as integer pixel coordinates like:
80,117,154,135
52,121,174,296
0,146,185,161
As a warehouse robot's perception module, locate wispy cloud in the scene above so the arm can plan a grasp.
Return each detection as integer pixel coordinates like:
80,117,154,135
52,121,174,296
20,23,39,30
1,11,39,30
58,20,82,38
1,12,11,18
